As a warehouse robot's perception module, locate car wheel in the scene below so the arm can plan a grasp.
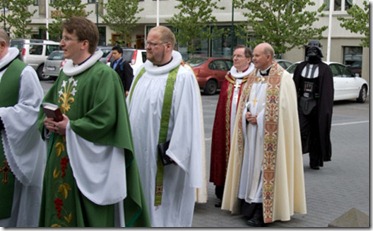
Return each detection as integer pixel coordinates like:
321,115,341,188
203,79,218,95
357,85,367,103
37,64,51,81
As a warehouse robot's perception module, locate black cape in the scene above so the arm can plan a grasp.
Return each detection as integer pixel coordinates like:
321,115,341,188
293,61,334,161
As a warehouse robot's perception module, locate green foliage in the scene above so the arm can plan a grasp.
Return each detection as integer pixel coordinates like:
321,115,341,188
48,0,91,40
338,1,369,47
0,0,36,38
236,0,327,56
166,0,225,56
101,0,143,46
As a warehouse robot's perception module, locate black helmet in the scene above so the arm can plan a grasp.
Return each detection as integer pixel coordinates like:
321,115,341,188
305,40,323,58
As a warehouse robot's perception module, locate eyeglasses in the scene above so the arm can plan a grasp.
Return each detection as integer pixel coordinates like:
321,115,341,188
146,41,167,47
61,36,80,43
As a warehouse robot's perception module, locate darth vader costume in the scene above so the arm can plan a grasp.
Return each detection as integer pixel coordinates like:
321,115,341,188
293,40,334,169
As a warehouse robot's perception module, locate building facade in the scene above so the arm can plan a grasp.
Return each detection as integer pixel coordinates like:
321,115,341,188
24,0,369,82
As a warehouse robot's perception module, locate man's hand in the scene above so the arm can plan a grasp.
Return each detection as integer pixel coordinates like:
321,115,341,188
245,111,257,125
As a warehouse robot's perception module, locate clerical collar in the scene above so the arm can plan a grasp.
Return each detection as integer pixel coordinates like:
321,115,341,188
154,57,173,67
74,54,93,66
237,65,250,73
259,65,272,76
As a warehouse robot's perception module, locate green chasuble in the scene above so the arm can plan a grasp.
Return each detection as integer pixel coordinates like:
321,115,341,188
38,61,150,227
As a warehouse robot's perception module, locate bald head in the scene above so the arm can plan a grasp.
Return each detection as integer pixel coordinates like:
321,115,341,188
149,26,176,49
252,42,275,71
146,25,176,66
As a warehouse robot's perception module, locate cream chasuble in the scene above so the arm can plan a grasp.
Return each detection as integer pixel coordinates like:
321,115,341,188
222,63,307,223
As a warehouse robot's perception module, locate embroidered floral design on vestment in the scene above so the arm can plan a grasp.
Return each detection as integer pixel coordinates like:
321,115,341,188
50,77,77,227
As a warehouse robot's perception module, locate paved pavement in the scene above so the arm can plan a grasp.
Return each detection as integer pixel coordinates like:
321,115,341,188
192,95,370,228
40,81,370,228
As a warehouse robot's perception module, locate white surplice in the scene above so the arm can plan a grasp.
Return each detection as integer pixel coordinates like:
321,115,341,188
238,71,267,203
127,51,205,227
0,48,47,227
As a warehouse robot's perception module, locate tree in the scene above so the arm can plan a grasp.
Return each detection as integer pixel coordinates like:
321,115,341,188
101,0,143,46
338,1,369,47
236,0,328,57
48,0,91,40
0,0,36,38
166,0,225,56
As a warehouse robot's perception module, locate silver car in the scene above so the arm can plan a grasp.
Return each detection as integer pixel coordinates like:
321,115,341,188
10,39,60,80
42,50,65,80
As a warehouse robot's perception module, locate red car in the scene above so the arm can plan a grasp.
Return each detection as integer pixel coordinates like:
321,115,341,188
187,57,233,95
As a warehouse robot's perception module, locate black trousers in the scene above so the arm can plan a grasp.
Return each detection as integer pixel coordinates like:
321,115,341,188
299,107,323,167
215,185,224,200
241,200,263,219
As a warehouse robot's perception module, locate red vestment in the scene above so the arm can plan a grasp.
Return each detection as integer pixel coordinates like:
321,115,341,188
209,73,247,187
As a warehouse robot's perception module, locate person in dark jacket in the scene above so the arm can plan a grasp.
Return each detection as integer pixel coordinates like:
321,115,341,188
293,40,334,170
110,45,133,96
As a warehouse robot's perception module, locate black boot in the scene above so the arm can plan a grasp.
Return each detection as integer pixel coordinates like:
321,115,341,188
247,204,265,227
214,186,224,207
214,199,222,207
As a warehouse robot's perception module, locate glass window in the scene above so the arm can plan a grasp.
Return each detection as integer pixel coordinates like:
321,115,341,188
334,0,341,11
88,0,96,3
33,0,38,6
210,60,228,71
29,45,43,55
343,46,362,76
46,45,60,56
324,0,353,11
329,64,342,77
338,64,354,77
225,60,233,69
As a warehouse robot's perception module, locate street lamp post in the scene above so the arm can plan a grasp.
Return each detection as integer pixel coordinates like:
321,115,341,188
231,0,235,56
3,0,6,32
95,1,99,27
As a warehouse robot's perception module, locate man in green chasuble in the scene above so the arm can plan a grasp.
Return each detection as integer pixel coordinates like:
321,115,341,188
0,29,46,227
38,16,150,227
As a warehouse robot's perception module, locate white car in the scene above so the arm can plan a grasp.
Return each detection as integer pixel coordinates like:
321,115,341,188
287,61,368,103
10,39,60,80
106,48,146,75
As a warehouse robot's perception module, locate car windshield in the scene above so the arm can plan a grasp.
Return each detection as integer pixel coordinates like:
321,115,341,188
187,58,208,67
286,63,299,74
47,51,64,60
122,50,134,62
98,47,112,58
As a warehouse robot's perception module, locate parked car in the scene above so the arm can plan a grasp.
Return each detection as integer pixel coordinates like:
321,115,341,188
276,59,293,69
42,50,65,80
187,57,233,95
287,61,369,103
97,46,112,64
107,48,147,75
10,39,60,80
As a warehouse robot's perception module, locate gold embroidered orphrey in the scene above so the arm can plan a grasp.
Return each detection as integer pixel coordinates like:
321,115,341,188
236,65,282,223
224,73,249,167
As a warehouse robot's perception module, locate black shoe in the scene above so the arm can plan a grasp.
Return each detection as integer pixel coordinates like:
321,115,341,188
247,216,265,227
310,164,320,170
214,200,222,208
246,204,265,227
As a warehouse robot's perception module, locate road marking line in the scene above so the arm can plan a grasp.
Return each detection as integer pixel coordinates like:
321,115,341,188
332,120,369,126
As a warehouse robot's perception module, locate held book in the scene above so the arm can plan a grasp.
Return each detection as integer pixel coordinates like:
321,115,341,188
42,103,63,122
